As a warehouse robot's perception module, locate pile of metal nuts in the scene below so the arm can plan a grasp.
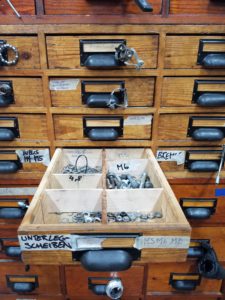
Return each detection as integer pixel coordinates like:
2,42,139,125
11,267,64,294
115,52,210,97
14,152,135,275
106,172,153,189
60,212,102,224
62,164,102,174
107,211,163,223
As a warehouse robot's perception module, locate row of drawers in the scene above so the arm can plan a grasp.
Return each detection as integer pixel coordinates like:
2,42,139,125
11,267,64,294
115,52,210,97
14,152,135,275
2,0,225,16
2,35,225,70
0,261,222,298
3,76,225,110
1,114,225,144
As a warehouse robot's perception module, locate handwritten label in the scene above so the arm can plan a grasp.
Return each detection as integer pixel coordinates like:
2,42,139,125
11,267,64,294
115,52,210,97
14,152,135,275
49,79,79,91
19,234,190,251
124,115,152,126
108,159,147,174
69,175,83,182
134,236,190,250
16,149,50,166
19,235,72,251
156,150,185,165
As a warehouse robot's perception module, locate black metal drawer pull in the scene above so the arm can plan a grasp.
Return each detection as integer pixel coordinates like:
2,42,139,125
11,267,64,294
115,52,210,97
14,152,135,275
0,81,14,107
180,198,217,220
198,39,225,68
6,275,38,293
135,0,153,12
89,277,124,299
169,273,201,291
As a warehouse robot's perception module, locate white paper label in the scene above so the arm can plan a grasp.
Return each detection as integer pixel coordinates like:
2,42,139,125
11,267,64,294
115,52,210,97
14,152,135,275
16,149,50,166
124,115,152,126
0,187,37,196
49,79,79,91
134,236,190,250
156,150,186,165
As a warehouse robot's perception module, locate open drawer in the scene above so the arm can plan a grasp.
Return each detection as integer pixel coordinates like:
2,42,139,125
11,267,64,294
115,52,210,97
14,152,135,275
18,148,191,268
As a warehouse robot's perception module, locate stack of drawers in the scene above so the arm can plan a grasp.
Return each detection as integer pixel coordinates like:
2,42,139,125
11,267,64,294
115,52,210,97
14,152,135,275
0,0,225,299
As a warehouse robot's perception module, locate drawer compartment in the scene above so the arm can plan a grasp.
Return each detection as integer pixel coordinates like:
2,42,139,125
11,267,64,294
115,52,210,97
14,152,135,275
46,35,158,69
170,0,225,15
0,148,49,181
65,265,144,298
0,77,44,108
53,115,152,141
158,114,225,144
162,77,225,107
44,0,162,15
0,238,21,260
147,261,222,293
18,148,190,265
0,262,61,295
50,77,155,108
0,114,48,143
172,183,225,226
0,0,35,15
156,147,224,179
165,36,225,69
0,36,40,70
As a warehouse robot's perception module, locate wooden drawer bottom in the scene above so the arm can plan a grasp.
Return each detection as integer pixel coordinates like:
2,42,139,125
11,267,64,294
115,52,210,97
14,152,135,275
146,294,222,300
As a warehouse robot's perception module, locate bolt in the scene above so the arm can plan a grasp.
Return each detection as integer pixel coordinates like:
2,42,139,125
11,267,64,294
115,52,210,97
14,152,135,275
127,175,140,188
139,172,147,189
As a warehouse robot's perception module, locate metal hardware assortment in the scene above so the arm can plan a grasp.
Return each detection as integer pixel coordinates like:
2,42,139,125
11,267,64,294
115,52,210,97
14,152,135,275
107,211,163,223
0,42,19,66
106,172,153,189
62,154,102,174
0,82,11,96
59,211,162,223
115,44,144,70
108,87,128,110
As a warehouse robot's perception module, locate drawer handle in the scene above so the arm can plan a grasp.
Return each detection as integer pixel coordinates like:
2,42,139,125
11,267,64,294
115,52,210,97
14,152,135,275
80,250,133,272
0,161,20,173
197,93,225,107
0,128,16,141
86,94,120,109
198,242,225,279
183,207,213,219
135,0,153,12
0,81,14,107
188,161,219,172
171,280,198,291
89,277,124,299
88,128,119,141
11,282,36,293
202,54,225,68
191,128,224,141
0,207,26,219
5,246,21,257
0,40,19,67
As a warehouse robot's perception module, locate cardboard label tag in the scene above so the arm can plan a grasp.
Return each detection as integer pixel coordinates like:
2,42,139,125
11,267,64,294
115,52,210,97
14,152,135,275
124,115,152,126
49,79,79,91
16,149,50,166
156,150,186,165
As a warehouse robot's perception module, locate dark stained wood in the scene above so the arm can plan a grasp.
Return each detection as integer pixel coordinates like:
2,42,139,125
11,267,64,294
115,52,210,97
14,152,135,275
170,0,225,15
0,0,35,15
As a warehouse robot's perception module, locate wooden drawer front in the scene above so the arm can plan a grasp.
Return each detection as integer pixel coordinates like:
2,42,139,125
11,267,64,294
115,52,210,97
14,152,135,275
170,0,225,15
162,77,225,108
158,114,225,144
165,36,225,69
147,262,222,293
44,0,162,15
46,35,158,69
0,296,64,300
0,36,40,70
157,147,224,179
53,115,152,140
50,77,155,108
0,148,49,181
0,263,61,295
0,114,48,143
191,227,225,261
65,265,144,297
0,0,35,15
172,184,225,226
0,77,44,109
